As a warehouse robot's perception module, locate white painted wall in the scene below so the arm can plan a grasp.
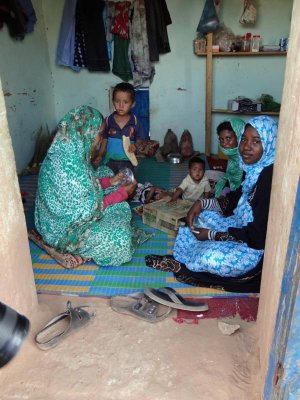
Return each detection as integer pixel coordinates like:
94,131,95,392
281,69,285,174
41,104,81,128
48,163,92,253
0,0,293,170
0,0,55,173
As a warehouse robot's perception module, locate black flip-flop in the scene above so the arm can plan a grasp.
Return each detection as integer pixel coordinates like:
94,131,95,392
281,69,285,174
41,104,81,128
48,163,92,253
144,287,209,312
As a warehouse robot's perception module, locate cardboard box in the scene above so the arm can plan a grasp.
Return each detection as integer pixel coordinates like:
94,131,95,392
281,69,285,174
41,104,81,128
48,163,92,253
142,197,192,235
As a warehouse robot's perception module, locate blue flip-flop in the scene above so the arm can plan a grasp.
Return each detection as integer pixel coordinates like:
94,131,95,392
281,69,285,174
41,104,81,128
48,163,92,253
144,287,209,312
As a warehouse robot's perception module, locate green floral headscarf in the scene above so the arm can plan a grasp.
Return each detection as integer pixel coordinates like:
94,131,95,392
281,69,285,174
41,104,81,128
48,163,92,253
215,117,245,197
35,105,105,250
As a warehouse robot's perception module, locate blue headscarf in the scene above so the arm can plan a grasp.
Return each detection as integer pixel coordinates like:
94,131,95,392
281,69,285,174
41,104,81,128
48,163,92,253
188,116,278,232
233,116,278,225
239,116,278,196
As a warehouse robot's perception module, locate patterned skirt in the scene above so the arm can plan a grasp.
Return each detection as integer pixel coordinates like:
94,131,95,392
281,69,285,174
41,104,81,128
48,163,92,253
173,210,263,277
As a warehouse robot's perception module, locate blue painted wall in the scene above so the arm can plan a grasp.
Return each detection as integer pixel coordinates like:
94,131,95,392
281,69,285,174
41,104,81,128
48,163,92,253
264,179,300,399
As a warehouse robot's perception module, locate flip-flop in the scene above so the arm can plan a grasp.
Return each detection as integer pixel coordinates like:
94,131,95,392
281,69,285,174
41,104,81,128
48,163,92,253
110,293,172,323
144,287,209,312
35,301,94,350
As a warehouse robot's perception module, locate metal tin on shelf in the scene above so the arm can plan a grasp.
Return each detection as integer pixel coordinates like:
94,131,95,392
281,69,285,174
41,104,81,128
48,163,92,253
279,38,288,51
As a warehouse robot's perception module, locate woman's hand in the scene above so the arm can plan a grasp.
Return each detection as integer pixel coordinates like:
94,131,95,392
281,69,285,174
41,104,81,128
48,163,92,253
92,154,103,168
167,199,177,206
110,172,124,186
187,200,202,227
128,143,136,153
190,228,209,241
122,180,137,198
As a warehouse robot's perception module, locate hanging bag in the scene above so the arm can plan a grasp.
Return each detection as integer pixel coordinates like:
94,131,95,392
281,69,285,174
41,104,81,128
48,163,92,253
197,0,220,34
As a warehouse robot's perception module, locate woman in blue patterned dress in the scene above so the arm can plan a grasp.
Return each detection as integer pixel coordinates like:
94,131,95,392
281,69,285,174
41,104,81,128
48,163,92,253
145,116,277,288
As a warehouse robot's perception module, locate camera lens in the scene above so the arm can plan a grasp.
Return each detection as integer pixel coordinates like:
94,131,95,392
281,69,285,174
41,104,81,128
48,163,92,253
0,302,30,368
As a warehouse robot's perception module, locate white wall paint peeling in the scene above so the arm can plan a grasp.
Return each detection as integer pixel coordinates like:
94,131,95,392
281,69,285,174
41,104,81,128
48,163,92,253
0,0,55,172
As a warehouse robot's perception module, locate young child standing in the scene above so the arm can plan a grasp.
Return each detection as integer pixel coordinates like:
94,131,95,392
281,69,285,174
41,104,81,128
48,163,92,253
93,82,144,174
168,156,211,205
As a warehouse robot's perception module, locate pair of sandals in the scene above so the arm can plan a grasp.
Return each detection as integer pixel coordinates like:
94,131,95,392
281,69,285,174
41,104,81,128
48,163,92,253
111,287,208,323
35,289,208,350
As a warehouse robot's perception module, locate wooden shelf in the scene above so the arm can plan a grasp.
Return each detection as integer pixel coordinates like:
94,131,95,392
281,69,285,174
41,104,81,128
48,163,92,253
212,109,280,116
202,33,286,155
197,51,287,57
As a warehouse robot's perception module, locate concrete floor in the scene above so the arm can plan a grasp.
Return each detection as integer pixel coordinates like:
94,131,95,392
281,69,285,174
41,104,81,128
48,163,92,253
0,295,260,400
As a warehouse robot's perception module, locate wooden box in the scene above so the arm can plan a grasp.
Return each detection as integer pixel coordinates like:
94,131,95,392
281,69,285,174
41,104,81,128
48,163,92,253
142,197,192,235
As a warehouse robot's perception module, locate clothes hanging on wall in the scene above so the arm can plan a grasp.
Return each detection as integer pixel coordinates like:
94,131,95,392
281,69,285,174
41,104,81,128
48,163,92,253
111,1,131,39
56,0,80,71
73,1,86,68
0,0,36,40
144,0,172,62
112,34,132,81
103,2,114,60
110,1,132,80
56,0,171,86
18,0,37,33
75,0,110,72
130,0,155,87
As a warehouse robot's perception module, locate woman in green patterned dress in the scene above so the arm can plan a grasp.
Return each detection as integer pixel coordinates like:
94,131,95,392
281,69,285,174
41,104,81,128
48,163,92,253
35,105,138,266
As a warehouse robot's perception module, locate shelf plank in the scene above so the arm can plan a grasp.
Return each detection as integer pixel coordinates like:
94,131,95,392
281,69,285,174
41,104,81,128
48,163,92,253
205,33,213,156
197,51,287,57
212,109,280,116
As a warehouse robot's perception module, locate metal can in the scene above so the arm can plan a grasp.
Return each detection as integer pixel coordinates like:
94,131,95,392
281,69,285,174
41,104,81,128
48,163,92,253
279,38,288,51
119,167,135,184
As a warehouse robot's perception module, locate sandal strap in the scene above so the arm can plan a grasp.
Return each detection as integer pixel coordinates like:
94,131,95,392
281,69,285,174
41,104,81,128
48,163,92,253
157,287,184,305
35,301,93,350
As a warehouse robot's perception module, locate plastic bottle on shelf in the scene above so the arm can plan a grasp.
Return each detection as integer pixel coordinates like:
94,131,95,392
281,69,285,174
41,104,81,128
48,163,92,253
242,32,252,51
251,35,261,52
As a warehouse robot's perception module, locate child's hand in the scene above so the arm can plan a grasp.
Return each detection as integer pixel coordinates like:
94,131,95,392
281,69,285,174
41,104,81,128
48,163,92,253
128,143,136,153
92,155,103,167
122,180,137,198
110,172,124,186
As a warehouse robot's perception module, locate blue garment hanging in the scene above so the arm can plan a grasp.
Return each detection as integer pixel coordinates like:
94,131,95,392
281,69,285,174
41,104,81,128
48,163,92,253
56,0,80,72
